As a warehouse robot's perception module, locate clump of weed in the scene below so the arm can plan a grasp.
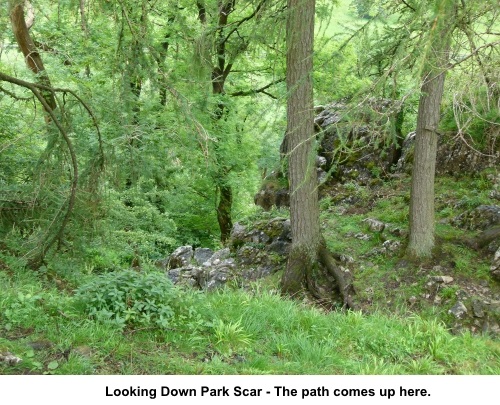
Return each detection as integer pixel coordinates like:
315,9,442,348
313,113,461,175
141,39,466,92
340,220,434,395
75,269,207,330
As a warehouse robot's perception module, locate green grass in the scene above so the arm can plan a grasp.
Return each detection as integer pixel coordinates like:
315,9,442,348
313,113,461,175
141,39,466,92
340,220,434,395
1,263,499,375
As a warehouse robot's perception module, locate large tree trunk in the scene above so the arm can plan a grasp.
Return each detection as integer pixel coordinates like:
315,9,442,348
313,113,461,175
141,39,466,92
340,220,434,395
280,0,357,309
408,1,455,258
281,0,320,295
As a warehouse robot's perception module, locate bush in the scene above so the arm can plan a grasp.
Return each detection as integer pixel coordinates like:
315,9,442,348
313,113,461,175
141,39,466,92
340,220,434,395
75,269,205,329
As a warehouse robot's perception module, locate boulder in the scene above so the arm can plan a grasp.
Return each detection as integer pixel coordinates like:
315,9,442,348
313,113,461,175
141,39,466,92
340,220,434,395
452,205,500,231
254,99,404,210
397,132,499,176
168,246,193,269
164,218,290,291
194,248,214,265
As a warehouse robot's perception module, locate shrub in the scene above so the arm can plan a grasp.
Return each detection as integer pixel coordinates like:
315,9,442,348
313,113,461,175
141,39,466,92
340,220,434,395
75,269,204,329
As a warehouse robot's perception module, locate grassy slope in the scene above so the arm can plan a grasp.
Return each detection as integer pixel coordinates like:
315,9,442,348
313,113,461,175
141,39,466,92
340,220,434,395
1,171,499,375
0,262,498,375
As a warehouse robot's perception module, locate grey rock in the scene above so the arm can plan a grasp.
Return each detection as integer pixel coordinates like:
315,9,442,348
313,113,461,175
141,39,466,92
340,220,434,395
472,300,485,318
449,301,468,319
316,155,327,169
340,255,355,264
211,248,231,262
364,218,385,233
0,352,22,366
452,205,500,231
168,245,193,269
382,240,401,252
201,267,232,290
167,266,202,287
194,248,214,265
397,131,499,175
491,247,500,281
266,240,291,256
432,275,454,284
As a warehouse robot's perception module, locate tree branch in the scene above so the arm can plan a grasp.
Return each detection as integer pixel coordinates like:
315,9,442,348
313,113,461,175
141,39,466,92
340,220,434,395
400,0,415,12
229,77,284,98
0,70,78,268
0,84,32,101
221,0,267,45
448,40,500,69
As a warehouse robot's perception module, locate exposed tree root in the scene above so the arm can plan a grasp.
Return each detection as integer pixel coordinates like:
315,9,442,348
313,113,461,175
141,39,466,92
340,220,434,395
318,245,357,310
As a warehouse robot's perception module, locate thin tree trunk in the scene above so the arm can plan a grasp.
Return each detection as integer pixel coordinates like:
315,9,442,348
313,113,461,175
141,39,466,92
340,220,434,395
408,1,455,258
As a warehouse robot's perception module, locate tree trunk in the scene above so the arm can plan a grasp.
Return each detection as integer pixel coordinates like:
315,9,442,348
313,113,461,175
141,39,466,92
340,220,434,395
280,0,357,308
217,181,233,243
408,1,455,258
281,0,320,295
10,1,56,112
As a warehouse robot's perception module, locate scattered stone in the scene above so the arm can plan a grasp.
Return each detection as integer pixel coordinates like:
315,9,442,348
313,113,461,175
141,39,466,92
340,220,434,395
408,296,417,305
382,240,401,252
449,301,468,319
389,227,408,238
364,218,385,233
0,352,22,366
491,247,500,282
489,173,500,201
316,155,327,169
395,260,411,269
432,275,454,284
73,346,92,358
27,340,54,351
340,255,355,264
472,300,485,318
354,233,371,240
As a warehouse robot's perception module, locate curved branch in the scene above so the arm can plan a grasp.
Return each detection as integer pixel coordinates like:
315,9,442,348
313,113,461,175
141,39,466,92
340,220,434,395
0,71,78,267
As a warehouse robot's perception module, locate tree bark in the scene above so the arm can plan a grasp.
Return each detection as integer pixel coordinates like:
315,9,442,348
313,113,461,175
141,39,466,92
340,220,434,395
9,0,56,112
281,0,320,295
217,182,233,243
408,1,455,258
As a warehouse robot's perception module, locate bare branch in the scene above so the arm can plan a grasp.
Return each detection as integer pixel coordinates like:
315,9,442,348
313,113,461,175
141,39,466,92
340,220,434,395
0,85,32,101
230,77,284,99
400,0,416,12
448,40,500,69
221,0,267,45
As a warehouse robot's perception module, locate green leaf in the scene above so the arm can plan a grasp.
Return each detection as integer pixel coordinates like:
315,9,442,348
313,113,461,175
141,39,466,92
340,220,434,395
47,360,59,370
